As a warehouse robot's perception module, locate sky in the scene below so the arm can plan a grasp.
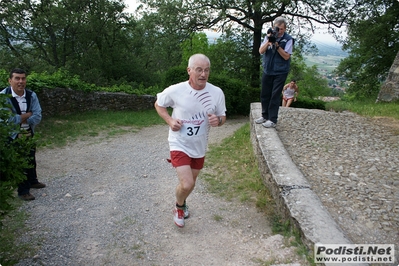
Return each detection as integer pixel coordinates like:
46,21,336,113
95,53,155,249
123,0,342,45
311,33,339,44
124,0,139,12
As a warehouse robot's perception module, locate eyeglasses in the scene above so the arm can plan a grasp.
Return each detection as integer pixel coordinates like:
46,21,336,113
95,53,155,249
194,68,210,74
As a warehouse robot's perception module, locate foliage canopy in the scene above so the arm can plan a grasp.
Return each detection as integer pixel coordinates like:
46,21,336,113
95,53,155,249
336,0,399,98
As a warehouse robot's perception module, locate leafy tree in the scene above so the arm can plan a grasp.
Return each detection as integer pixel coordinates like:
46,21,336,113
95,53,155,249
121,10,193,87
296,65,330,99
289,51,330,99
0,0,158,86
335,0,399,98
207,29,254,83
139,0,359,87
180,32,209,66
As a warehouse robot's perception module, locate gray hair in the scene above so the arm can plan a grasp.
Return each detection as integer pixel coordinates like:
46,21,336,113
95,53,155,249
188,54,211,68
273,17,287,28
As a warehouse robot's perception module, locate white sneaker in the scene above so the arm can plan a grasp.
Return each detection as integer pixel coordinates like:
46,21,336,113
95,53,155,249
173,207,185,227
262,120,276,128
182,203,190,219
255,117,267,124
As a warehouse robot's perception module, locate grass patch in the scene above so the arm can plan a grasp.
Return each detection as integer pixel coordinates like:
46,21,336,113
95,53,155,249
204,123,315,265
0,201,39,266
213,214,223,222
204,124,275,216
326,99,399,120
270,216,315,265
36,109,166,147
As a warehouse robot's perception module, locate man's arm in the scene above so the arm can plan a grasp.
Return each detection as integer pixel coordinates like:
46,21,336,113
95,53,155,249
283,83,289,90
259,36,270,55
154,101,182,132
20,112,32,123
276,45,291,60
27,92,42,127
208,114,226,127
276,38,293,61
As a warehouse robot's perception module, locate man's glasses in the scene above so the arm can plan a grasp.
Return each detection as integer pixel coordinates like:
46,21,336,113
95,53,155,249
194,68,210,74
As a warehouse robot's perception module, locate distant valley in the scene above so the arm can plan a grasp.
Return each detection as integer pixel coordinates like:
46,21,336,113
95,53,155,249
304,41,349,91
304,42,348,72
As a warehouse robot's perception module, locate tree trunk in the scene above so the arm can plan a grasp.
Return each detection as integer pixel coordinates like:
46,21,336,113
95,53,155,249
250,28,262,88
376,50,399,102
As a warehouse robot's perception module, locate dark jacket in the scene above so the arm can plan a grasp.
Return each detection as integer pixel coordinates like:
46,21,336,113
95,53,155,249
1,86,42,139
262,32,293,75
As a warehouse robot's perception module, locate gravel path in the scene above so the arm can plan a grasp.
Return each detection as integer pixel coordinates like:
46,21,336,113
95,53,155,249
14,118,306,266
12,107,398,265
277,107,399,262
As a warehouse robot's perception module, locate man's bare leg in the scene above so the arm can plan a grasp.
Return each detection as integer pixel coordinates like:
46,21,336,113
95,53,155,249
175,165,200,206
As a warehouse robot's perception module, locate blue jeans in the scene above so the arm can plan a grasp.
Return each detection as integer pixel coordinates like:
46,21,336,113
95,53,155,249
260,72,288,124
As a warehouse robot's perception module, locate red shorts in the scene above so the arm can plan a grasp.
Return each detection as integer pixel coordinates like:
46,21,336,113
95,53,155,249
283,97,294,101
169,151,205,169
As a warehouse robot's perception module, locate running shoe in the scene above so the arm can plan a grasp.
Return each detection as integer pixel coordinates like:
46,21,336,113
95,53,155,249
182,203,190,219
173,207,185,227
262,120,276,128
255,117,267,124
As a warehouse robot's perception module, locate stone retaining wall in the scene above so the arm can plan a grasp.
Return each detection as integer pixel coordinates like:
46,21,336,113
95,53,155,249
249,103,361,266
37,88,156,117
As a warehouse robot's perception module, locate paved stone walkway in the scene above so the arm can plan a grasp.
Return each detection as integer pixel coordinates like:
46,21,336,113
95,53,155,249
275,107,399,263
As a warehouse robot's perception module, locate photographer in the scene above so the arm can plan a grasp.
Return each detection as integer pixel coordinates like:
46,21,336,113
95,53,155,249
255,17,294,128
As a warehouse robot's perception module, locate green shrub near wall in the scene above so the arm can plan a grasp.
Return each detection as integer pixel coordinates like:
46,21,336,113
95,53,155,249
0,95,36,221
2,67,325,116
290,97,326,110
0,69,8,89
1,69,95,92
162,66,188,88
209,75,257,116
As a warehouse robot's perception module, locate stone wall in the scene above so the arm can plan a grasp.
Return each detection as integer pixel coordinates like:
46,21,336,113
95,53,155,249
377,51,399,102
37,88,156,117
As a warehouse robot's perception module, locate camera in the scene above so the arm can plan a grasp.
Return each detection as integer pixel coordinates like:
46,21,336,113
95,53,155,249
267,26,280,43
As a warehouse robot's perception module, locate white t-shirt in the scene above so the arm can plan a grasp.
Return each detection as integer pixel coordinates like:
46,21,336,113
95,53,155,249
11,88,30,130
283,87,296,98
156,81,226,158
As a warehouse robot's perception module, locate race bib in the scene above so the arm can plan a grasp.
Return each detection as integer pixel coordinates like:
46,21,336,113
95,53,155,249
180,119,207,137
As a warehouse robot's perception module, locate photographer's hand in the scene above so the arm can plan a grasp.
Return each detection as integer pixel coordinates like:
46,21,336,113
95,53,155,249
259,41,272,54
276,44,291,60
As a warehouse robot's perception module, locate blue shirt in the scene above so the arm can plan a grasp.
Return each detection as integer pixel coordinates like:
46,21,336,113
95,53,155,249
1,87,42,139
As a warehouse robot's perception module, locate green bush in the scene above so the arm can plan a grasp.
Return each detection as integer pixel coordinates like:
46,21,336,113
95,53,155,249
3,67,261,116
290,97,326,110
1,68,162,96
209,74,257,116
162,66,188,88
0,69,8,89
27,69,96,92
0,94,36,222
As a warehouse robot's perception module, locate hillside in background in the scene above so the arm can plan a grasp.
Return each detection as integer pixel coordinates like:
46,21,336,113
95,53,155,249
313,40,348,57
304,40,347,73
304,41,349,92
